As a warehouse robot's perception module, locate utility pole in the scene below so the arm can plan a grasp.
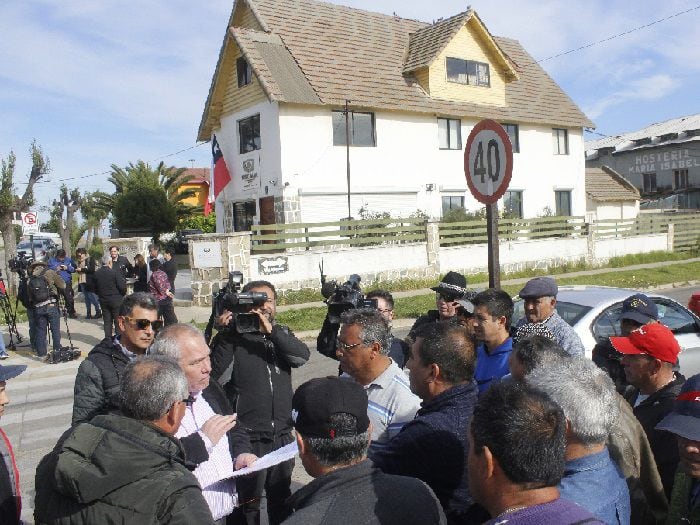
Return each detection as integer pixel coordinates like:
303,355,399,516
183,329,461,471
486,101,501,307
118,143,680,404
344,100,351,220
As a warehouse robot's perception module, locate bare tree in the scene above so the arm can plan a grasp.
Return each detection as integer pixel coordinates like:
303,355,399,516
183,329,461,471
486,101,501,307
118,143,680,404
0,141,49,290
52,185,82,254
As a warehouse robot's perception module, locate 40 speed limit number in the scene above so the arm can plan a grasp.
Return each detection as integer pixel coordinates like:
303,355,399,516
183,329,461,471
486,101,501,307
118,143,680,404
464,120,513,205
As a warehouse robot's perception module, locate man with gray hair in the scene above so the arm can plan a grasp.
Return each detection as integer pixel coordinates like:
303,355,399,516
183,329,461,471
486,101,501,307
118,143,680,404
336,309,420,452
152,324,257,523
35,355,216,524
528,358,631,524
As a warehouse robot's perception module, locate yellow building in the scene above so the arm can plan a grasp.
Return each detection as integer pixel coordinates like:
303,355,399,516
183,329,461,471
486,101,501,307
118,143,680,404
178,168,210,207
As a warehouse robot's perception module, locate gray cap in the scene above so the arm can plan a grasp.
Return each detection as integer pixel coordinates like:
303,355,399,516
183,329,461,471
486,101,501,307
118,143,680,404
519,277,558,298
455,298,474,314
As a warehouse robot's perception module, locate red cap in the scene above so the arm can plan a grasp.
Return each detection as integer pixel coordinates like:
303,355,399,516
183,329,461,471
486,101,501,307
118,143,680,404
610,323,681,363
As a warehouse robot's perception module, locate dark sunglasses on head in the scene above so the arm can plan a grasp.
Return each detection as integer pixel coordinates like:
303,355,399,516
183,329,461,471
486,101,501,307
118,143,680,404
123,317,163,331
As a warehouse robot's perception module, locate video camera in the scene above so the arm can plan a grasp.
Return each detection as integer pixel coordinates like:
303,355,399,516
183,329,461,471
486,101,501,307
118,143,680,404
8,252,33,278
320,265,377,323
214,271,268,334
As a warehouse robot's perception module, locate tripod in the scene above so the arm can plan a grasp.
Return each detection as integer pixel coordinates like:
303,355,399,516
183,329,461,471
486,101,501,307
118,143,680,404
56,294,77,351
0,271,22,350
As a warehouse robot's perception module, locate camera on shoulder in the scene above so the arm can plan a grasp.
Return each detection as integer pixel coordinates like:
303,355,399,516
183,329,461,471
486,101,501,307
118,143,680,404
214,271,268,334
321,273,377,323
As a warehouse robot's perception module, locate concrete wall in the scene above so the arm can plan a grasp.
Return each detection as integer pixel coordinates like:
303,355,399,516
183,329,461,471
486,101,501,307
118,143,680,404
105,237,151,262
593,233,668,261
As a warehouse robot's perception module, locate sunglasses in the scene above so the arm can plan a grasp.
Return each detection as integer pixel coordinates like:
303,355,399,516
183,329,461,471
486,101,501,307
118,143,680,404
123,317,163,331
336,341,363,351
436,293,459,302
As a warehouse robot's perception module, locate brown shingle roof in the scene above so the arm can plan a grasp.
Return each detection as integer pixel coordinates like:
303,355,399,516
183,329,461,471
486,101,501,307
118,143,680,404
198,0,593,140
586,166,640,202
403,12,471,73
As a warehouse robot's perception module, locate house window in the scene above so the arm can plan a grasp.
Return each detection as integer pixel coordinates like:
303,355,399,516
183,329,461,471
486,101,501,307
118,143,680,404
502,123,520,153
237,57,252,87
442,196,465,215
552,128,569,155
238,114,261,154
555,190,572,216
233,200,256,232
446,57,490,87
438,118,462,150
332,110,376,146
643,173,657,194
674,169,689,189
503,190,523,218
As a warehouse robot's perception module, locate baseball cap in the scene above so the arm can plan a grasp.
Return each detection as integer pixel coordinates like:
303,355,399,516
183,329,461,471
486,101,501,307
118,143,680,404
656,373,700,440
518,277,558,298
610,323,681,363
292,377,369,439
620,294,658,325
0,364,27,382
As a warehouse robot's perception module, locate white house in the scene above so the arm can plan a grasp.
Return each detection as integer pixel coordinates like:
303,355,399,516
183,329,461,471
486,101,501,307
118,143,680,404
198,0,594,232
585,166,640,222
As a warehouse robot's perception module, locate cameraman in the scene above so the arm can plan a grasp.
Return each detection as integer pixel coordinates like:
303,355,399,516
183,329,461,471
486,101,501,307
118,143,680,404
48,249,77,319
317,288,408,368
209,280,310,525
27,260,65,359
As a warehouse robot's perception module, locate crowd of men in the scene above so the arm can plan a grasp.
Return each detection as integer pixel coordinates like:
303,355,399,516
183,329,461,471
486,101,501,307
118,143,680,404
1,268,700,524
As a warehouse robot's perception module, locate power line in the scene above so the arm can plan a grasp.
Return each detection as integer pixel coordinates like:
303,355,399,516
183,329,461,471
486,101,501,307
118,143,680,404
537,4,700,63
53,142,208,183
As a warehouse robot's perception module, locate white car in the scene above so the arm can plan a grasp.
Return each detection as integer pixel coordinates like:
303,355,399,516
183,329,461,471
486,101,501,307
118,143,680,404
513,285,700,375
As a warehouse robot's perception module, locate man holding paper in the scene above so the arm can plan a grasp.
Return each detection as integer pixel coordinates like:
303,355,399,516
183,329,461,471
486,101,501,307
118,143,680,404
152,324,257,524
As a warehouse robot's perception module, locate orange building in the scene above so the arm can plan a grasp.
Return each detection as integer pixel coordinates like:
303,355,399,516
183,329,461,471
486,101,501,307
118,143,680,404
178,168,210,207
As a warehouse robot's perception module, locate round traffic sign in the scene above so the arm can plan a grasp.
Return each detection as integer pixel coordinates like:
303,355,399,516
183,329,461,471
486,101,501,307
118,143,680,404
23,212,37,225
464,119,513,204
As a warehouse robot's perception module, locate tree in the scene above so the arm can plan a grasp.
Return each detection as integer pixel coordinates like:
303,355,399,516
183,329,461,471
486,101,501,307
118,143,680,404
113,186,178,243
51,185,82,254
0,141,49,289
81,191,109,249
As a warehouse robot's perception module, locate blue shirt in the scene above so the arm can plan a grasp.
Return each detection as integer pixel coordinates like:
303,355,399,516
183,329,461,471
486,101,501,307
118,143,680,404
48,257,76,284
475,338,512,393
559,447,631,525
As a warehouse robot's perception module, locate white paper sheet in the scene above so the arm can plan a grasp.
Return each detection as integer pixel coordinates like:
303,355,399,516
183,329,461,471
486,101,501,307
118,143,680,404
230,441,299,478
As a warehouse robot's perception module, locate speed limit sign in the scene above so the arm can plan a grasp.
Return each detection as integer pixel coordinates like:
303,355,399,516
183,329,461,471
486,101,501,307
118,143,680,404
464,119,513,204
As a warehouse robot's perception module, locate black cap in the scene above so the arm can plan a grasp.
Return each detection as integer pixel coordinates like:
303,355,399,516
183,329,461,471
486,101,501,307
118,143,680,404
621,294,658,325
292,377,369,439
519,277,558,298
430,271,468,298
0,364,26,382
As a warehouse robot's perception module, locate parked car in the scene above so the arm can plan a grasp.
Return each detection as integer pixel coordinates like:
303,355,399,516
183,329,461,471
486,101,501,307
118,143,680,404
688,292,700,316
15,238,57,263
174,229,203,254
513,285,700,376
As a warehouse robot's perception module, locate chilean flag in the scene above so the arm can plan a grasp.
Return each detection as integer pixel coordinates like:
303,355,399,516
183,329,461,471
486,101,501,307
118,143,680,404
211,134,231,200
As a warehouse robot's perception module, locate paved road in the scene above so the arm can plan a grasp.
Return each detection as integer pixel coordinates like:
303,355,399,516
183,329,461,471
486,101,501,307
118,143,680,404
4,284,697,523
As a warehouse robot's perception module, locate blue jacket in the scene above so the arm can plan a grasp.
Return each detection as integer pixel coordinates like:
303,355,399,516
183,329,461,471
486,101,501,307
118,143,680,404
475,338,512,393
370,382,482,523
48,257,76,284
559,447,631,524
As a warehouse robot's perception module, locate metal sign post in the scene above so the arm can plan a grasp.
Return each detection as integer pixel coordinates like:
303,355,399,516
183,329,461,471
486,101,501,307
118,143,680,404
464,120,513,289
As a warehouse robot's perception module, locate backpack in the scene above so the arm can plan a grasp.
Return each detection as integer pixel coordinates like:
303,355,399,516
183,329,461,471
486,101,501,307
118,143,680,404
27,268,51,306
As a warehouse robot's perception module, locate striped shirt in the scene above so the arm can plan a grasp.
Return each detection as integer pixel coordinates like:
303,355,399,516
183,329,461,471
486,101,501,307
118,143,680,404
175,391,238,520
343,360,421,452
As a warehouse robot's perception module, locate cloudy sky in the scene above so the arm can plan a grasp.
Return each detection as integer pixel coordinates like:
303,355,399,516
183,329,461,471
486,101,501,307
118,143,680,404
1,0,699,214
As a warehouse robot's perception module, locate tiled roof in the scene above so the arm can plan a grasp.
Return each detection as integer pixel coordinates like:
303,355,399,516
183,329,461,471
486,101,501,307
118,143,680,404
403,12,471,73
586,112,700,154
181,168,210,185
198,0,593,140
585,166,639,202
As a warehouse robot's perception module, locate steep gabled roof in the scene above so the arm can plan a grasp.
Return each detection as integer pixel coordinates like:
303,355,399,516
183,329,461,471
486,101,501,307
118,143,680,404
198,0,593,141
586,166,640,202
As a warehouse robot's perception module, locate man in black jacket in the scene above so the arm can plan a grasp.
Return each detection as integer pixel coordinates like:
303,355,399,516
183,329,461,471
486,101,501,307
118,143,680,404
93,255,127,339
109,245,133,279
211,280,310,525
282,376,446,525
152,323,257,523
611,322,685,499
161,247,178,293
72,292,160,425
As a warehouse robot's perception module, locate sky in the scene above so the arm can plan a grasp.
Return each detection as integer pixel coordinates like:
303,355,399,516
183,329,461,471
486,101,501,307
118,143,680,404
2,0,700,220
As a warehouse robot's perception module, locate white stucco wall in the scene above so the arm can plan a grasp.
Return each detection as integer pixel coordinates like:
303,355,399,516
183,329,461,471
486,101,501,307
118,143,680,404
594,233,668,260
276,105,586,221
586,200,639,221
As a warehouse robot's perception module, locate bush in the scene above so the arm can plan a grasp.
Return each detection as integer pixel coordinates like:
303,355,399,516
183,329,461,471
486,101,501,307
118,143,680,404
442,207,486,223
180,213,216,233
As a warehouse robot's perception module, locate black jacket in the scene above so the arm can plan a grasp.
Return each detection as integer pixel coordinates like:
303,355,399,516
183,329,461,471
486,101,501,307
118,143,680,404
72,338,130,425
210,324,310,440
282,460,446,525
34,414,215,525
633,372,685,500
408,310,441,343
112,255,133,279
179,380,252,465
161,258,177,292
78,256,98,293
93,266,126,304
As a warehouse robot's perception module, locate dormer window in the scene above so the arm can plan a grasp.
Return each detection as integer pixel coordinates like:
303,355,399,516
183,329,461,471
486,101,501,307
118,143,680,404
446,57,490,87
237,57,252,87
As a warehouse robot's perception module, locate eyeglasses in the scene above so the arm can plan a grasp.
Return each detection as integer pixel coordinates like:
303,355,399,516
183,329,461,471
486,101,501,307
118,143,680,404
436,293,458,302
123,317,163,331
336,341,363,351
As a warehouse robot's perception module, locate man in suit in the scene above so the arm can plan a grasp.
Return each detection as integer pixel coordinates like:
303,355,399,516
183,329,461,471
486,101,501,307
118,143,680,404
93,255,127,339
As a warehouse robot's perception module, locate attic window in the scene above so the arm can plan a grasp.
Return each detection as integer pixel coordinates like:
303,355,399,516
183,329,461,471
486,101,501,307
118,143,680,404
634,137,652,146
446,57,490,87
660,133,678,142
237,57,252,87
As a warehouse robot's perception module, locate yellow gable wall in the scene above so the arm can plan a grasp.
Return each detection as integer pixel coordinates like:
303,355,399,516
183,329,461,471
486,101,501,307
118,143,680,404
178,182,209,207
427,21,507,107
231,1,263,31
222,44,267,115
